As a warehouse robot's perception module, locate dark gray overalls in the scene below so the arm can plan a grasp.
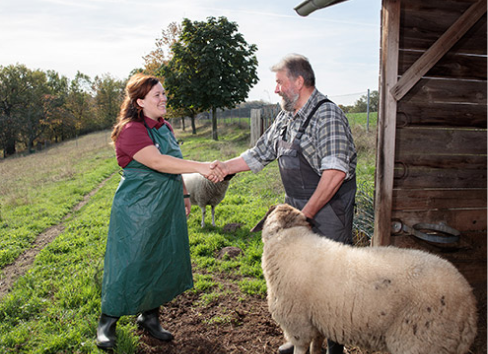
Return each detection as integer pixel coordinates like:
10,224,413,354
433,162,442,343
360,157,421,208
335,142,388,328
277,99,356,354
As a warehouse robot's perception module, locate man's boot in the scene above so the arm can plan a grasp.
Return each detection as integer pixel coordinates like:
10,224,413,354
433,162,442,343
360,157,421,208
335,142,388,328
136,307,173,341
96,314,119,350
278,341,294,354
327,339,344,354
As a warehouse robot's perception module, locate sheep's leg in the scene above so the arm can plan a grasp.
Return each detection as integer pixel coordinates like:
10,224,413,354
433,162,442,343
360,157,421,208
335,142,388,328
211,206,216,226
200,207,206,228
310,333,325,354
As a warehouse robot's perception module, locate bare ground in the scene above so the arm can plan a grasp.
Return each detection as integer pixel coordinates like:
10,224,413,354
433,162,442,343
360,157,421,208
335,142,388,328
0,176,485,354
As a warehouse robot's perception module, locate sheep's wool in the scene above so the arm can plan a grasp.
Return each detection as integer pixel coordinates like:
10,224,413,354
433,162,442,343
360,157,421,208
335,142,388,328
259,204,478,354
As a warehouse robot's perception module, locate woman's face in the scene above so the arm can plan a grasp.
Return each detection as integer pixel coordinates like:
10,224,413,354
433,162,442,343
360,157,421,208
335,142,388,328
137,82,167,120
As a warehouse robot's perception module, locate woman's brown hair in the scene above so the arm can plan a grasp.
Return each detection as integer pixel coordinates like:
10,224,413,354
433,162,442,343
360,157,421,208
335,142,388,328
111,73,160,143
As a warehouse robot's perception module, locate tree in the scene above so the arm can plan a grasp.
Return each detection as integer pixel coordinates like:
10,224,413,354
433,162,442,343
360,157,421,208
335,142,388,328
161,16,259,140
66,71,96,136
92,74,125,130
18,69,49,152
44,70,72,142
0,64,48,156
143,22,182,76
351,90,379,113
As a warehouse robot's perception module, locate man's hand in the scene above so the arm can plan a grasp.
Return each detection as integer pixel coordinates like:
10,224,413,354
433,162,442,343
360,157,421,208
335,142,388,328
204,160,227,183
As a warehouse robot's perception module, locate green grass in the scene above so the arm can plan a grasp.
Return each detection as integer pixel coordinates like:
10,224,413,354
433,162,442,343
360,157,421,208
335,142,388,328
0,114,376,353
0,131,119,269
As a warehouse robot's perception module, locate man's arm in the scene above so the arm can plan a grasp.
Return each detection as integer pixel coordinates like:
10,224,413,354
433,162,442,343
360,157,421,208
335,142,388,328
301,169,346,219
210,156,251,175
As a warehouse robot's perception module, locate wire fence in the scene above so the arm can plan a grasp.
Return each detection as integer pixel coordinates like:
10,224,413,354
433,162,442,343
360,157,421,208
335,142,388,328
173,101,377,133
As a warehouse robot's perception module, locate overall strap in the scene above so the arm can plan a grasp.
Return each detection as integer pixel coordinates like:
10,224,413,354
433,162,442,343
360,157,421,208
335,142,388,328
143,119,157,144
295,98,332,141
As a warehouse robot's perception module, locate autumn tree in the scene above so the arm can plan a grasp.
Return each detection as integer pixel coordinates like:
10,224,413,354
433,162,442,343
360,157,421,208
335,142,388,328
93,74,125,130
143,22,189,130
161,16,259,140
143,22,182,75
0,65,49,156
44,70,72,142
66,71,96,136
17,69,49,152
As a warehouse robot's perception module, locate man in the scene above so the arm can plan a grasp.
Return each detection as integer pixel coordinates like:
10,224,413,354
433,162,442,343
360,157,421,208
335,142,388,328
213,53,357,354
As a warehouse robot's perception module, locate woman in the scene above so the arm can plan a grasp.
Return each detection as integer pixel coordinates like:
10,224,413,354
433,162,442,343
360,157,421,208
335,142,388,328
96,73,223,350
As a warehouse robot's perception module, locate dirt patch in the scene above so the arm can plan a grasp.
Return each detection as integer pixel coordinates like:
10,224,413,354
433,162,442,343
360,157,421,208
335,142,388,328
137,273,283,354
0,174,114,298
136,271,382,354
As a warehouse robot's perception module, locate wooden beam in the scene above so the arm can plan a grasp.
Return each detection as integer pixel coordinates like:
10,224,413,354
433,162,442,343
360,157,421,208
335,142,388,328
390,0,487,102
373,0,401,247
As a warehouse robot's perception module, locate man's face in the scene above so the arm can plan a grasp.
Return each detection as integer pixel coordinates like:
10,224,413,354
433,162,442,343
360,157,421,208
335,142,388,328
275,70,299,112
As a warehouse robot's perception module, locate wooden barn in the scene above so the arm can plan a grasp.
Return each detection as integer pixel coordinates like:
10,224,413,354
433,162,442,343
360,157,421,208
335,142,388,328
296,0,487,351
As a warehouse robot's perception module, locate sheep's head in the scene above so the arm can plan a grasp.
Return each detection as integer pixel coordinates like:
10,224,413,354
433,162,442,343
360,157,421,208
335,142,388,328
251,204,312,241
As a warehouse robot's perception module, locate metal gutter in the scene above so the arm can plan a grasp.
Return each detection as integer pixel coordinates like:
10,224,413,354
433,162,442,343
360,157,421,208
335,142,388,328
294,0,349,16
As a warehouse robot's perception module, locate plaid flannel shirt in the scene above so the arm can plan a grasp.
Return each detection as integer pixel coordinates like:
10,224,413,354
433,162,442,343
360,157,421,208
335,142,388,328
241,89,357,180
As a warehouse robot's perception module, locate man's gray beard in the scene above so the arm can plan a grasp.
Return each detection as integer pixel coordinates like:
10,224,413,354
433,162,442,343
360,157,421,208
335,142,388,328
280,92,299,112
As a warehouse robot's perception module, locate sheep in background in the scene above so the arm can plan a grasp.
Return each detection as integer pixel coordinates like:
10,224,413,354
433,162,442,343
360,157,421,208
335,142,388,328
252,204,478,354
182,173,235,227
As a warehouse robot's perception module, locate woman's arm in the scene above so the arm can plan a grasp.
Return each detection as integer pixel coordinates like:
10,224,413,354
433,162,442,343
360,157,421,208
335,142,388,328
133,145,222,180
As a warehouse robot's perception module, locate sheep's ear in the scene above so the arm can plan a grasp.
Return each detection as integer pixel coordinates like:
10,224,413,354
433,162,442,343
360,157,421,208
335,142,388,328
278,204,311,230
251,205,276,232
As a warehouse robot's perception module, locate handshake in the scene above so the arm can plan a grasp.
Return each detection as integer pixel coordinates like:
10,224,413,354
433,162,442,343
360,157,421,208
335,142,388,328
203,160,230,183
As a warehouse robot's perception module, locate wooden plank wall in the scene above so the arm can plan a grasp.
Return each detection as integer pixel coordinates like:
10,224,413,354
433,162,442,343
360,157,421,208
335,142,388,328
390,0,487,287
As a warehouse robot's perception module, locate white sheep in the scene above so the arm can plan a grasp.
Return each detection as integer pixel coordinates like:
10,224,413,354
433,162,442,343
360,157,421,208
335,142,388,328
252,204,478,354
182,173,235,227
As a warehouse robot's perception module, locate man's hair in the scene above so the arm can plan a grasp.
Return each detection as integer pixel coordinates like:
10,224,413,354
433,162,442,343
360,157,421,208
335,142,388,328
271,54,315,87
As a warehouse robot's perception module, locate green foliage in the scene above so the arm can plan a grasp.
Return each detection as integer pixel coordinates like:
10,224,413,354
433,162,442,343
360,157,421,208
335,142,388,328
161,16,258,140
340,90,379,114
92,74,126,130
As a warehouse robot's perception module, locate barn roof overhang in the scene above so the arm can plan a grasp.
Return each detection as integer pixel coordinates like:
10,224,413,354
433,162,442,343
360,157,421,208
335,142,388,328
294,0,349,16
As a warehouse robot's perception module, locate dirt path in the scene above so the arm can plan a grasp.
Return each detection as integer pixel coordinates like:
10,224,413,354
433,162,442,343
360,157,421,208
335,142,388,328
0,174,115,298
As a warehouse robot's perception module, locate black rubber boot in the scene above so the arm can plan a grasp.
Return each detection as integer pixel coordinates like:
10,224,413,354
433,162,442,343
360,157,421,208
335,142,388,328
327,339,344,354
96,314,119,350
136,308,174,341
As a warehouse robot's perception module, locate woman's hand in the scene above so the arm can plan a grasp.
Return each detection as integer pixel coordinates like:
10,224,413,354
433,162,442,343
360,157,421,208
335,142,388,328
184,197,191,217
199,161,225,182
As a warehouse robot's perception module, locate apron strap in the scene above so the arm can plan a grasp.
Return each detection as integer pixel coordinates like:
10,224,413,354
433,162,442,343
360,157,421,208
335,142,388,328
295,98,332,140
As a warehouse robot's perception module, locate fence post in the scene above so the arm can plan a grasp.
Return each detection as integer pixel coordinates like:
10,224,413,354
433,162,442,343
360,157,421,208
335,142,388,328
250,109,262,147
366,88,370,132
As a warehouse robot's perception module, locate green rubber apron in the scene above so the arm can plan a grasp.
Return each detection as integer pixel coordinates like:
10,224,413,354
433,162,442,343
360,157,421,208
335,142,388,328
101,121,193,317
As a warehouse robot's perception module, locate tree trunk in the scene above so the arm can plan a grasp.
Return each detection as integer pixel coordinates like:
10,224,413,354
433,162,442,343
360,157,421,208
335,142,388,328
211,109,218,141
181,116,186,131
191,115,197,135
4,138,16,157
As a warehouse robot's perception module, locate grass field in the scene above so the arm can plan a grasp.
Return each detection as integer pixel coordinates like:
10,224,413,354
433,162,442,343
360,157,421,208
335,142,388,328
0,115,376,353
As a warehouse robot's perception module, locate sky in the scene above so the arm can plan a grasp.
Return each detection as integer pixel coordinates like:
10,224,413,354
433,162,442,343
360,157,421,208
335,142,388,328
0,0,381,106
